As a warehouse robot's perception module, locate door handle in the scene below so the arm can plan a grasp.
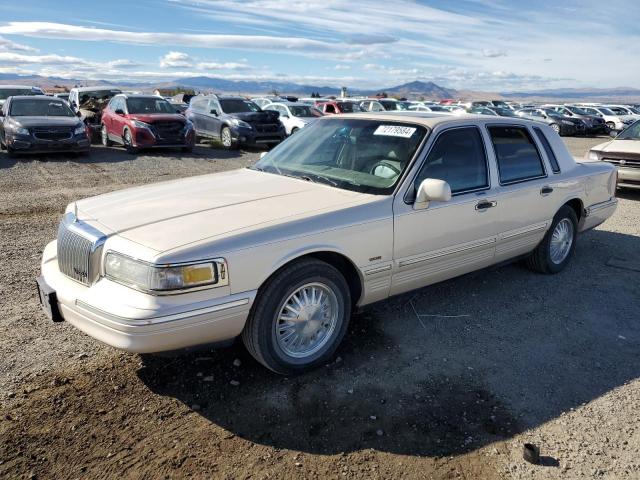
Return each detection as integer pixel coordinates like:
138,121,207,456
475,200,497,211
540,186,554,195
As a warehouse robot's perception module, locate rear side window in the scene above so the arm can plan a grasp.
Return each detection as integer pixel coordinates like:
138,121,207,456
532,127,561,173
414,127,489,195
488,126,546,184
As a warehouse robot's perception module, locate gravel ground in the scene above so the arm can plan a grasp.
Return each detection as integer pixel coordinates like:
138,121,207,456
1,136,638,479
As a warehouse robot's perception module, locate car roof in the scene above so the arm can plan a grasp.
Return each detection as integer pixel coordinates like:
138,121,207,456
72,86,122,92
116,93,163,99
332,111,540,129
7,95,63,101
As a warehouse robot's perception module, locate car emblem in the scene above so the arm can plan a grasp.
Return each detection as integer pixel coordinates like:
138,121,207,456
619,160,627,165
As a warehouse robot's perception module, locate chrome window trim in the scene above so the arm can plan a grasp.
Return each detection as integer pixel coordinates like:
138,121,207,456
103,250,229,296
531,126,561,174
485,123,548,186
403,124,491,204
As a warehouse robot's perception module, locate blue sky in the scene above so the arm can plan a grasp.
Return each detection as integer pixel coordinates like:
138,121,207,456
0,0,638,91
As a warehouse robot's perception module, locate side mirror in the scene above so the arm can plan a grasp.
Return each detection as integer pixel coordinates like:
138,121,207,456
210,109,218,115
414,178,452,210
115,109,125,115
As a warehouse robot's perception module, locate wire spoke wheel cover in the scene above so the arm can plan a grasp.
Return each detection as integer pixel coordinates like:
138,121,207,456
549,218,574,264
274,282,339,359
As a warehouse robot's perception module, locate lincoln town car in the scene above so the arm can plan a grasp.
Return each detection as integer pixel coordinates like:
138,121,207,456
37,113,618,374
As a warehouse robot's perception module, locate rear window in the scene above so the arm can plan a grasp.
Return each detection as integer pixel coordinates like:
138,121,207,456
488,126,546,184
532,127,561,173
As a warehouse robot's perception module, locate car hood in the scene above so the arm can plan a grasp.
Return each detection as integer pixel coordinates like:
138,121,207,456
10,116,82,128
592,139,640,155
76,168,370,253
231,110,280,123
128,113,186,124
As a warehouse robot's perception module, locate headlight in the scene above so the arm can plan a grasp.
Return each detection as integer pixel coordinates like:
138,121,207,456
587,151,599,161
132,120,152,129
230,118,251,128
74,124,86,135
8,123,29,135
104,252,228,293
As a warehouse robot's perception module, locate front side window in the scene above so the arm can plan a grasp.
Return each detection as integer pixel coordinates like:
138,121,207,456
616,121,640,140
9,99,74,117
532,127,561,173
254,118,427,195
289,105,322,117
489,126,545,184
126,97,175,114
414,127,489,195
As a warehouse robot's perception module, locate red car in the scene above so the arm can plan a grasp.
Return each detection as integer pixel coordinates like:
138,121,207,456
316,100,364,115
101,94,195,154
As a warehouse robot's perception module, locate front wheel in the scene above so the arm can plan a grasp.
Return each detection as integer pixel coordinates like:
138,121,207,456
242,258,351,374
220,126,236,150
123,128,138,154
526,205,578,274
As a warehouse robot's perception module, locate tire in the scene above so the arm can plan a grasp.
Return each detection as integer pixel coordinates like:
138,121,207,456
181,146,193,153
550,123,561,134
101,125,113,147
6,146,17,157
242,258,351,375
220,126,235,150
526,205,578,274
290,127,299,136
122,128,138,154
606,122,616,131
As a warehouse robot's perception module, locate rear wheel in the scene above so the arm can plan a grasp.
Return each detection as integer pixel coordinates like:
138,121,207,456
550,123,561,134
290,127,299,136
101,125,113,147
242,258,351,375
526,205,578,274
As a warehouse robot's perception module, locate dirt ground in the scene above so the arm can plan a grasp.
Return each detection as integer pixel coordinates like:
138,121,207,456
1,136,638,479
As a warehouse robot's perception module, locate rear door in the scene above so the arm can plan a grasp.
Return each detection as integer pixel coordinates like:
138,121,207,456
206,98,223,138
486,124,562,262
391,125,499,295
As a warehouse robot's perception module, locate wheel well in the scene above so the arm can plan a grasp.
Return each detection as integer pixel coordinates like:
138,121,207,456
564,198,584,222
266,252,363,307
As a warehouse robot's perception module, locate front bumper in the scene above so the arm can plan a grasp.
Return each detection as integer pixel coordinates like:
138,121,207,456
7,135,90,153
232,126,285,145
616,167,640,189
133,127,195,150
39,241,255,353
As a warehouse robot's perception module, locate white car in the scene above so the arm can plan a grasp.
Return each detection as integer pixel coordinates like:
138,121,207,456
251,97,285,109
604,105,640,120
576,105,635,131
37,113,617,374
263,102,323,135
587,120,640,189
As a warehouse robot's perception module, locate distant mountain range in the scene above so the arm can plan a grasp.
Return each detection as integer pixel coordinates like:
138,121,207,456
1,73,639,102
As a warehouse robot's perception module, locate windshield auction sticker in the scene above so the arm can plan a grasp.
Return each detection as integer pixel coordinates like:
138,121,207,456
373,125,417,138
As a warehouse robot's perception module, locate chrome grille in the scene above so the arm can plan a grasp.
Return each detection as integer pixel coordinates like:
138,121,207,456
56,212,106,285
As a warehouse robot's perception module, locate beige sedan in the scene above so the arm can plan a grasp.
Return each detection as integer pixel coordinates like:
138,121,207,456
37,113,618,374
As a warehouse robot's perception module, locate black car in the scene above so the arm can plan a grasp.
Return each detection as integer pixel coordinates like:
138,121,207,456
544,105,608,134
515,108,580,136
186,95,285,149
0,96,90,156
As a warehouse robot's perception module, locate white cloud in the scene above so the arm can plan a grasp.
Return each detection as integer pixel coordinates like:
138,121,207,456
160,51,192,68
0,36,37,52
196,61,250,71
481,49,507,58
0,52,90,65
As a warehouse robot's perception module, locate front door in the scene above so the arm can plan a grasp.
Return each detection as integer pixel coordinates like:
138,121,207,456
391,126,499,295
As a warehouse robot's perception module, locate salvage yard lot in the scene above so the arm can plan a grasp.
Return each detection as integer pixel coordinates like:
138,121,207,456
1,137,639,479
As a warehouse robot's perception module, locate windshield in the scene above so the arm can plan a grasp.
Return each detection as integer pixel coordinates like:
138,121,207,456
9,99,75,117
289,105,323,117
543,109,563,117
253,118,427,195
597,107,615,116
429,106,447,112
78,90,120,103
220,99,260,113
566,106,589,115
381,100,409,111
616,121,640,140
492,108,517,117
0,88,41,100
336,102,363,113
126,97,176,114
